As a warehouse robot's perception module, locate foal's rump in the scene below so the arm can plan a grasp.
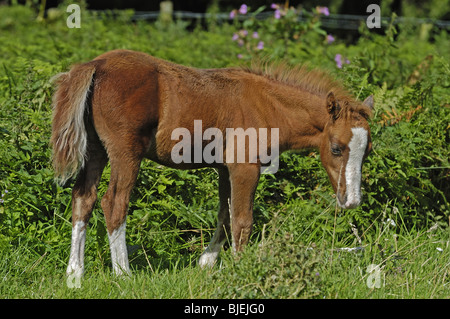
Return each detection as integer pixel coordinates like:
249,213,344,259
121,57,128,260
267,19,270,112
51,50,163,180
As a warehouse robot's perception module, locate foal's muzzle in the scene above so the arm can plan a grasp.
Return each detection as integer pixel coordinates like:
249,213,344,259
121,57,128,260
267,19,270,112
337,192,361,209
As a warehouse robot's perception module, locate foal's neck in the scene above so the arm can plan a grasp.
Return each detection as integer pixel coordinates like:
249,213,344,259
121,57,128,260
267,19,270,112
268,82,328,152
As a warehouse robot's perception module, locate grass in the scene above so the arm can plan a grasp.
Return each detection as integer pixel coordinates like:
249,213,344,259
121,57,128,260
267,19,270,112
1,203,449,299
322,228,450,298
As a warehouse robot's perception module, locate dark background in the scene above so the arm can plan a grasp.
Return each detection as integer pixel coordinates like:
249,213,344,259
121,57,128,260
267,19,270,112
10,0,400,16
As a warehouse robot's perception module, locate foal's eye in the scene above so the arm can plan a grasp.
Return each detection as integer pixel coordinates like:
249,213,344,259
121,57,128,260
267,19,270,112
331,144,342,156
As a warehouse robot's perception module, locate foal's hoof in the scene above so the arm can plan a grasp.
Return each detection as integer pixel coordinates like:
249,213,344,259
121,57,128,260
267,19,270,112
198,251,218,269
112,264,132,277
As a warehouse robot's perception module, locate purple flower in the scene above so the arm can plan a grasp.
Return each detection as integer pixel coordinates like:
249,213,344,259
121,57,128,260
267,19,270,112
240,29,248,37
252,31,259,39
232,33,239,41
274,9,281,19
229,10,236,19
326,34,335,44
237,54,243,59
239,4,248,15
334,55,350,68
335,54,343,68
317,6,329,16
270,3,279,9
237,39,244,47
256,41,264,50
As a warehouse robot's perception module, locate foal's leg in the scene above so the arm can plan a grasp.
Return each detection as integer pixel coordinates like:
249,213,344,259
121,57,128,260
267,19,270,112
101,154,141,276
228,164,260,252
67,142,107,278
198,167,231,268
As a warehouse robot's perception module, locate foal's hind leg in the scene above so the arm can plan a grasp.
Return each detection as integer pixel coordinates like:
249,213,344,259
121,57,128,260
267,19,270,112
67,142,107,278
101,152,142,276
198,167,231,268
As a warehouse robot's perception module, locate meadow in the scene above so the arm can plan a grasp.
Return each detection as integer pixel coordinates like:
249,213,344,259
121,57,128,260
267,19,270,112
0,3,449,299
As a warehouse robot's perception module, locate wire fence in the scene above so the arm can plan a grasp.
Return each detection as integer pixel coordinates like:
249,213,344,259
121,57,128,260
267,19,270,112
109,10,450,30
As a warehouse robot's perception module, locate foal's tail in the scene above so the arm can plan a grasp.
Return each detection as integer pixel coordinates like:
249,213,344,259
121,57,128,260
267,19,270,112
50,63,96,185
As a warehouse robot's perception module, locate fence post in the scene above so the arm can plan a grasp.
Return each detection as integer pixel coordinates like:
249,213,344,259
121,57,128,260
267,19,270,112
160,1,173,25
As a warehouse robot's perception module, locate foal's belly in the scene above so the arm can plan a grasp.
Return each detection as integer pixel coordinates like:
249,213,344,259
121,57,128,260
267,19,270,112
144,125,223,170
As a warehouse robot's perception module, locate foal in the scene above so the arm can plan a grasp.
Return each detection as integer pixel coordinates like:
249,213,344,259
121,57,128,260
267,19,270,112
51,50,373,277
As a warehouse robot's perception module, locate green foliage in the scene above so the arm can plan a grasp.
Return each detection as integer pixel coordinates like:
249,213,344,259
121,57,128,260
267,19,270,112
0,3,449,298
212,230,322,298
229,3,330,60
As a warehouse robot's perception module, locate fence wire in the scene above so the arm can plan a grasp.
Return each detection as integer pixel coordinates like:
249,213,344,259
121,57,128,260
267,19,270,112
109,10,450,30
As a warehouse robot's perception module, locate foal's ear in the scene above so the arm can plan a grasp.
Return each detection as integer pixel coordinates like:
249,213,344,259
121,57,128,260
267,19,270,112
363,94,374,110
326,91,340,120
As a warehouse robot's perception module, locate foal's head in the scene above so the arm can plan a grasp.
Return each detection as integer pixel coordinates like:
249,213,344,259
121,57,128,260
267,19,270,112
320,92,374,209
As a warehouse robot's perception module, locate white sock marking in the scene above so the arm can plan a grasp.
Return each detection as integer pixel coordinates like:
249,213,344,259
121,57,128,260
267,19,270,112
67,221,86,278
198,239,225,268
108,222,130,276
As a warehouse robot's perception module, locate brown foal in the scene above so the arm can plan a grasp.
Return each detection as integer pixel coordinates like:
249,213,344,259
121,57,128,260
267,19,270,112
51,49,373,277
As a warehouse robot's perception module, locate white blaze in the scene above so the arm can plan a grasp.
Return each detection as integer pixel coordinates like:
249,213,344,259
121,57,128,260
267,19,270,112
344,127,368,208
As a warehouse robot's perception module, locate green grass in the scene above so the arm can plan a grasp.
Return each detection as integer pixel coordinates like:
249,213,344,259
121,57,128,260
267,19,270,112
321,228,450,298
1,204,449,298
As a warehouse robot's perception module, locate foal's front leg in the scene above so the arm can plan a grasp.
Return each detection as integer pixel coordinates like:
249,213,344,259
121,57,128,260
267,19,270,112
228,163,260,252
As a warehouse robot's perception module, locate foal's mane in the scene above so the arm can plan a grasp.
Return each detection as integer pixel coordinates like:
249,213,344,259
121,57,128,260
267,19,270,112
242,60,372,118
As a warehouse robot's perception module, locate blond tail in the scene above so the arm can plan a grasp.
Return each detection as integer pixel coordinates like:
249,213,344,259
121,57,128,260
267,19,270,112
50,63,96,185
